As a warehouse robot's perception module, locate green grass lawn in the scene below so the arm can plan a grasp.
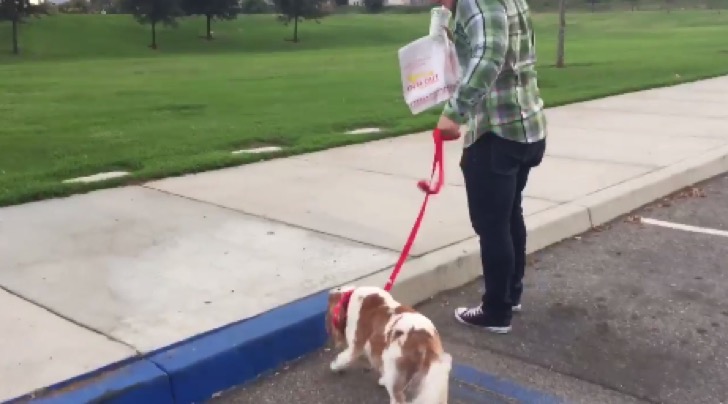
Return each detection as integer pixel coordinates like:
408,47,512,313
0,11,727,207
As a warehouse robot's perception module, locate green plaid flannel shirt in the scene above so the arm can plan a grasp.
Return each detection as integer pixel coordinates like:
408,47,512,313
442,0,547,146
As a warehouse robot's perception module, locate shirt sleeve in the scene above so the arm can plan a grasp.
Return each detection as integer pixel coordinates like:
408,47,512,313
442,1,509,124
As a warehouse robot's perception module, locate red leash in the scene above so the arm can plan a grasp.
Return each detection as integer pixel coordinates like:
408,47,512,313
332,129,447,328
384,128,446,291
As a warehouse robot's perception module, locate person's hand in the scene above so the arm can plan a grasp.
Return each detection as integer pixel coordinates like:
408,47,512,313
436,114,461,141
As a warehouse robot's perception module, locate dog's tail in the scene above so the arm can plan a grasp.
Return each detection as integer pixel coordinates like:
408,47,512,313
406,348,452,403
430,352,452,397
438,352,453,372
434,352,453,403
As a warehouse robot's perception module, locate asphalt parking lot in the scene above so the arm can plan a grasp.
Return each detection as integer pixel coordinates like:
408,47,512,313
211,173,728,404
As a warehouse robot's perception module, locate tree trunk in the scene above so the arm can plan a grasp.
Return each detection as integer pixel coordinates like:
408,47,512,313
293,0,299,43
293,16,298,42
206,14,212,40
556,0,566,68
151,21,157,49
12,18,19,55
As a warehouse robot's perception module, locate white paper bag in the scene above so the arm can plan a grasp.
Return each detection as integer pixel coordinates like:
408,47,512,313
398,7,461,115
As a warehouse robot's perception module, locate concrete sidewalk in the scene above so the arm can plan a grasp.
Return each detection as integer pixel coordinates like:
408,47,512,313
1,76,727,403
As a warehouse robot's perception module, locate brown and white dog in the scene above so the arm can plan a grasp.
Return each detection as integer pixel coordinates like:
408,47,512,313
325,285,452,404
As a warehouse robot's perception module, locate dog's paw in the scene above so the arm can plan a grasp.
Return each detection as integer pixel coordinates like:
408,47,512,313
330,360,345,373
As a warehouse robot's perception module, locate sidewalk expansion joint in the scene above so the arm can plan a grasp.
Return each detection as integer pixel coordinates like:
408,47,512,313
543,153,659,170
139,185,400,254
0,284,141,356
573,105,727,121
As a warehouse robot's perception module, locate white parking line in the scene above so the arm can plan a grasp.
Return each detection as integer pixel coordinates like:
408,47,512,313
640,217,728,238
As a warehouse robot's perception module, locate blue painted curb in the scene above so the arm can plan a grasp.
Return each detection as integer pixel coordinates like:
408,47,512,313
452,363,565,404
6,289,564,404
148,291,328,403
6,358,173,404
6,291,328,404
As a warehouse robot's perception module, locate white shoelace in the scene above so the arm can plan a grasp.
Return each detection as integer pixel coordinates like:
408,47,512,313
461,305,483,317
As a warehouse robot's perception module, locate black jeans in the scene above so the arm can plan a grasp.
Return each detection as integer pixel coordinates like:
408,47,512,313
460,133,546,321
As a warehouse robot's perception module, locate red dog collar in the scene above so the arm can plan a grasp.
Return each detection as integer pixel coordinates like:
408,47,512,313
331,289,354,330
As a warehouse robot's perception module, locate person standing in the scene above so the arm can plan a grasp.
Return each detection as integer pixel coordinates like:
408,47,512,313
433,0,548,333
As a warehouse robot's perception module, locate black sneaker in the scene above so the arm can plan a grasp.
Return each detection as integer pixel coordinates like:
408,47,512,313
454,305,512,334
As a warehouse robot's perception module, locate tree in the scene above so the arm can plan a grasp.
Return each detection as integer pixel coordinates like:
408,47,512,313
0,0,47,55
363,0,383,12
706,0,724,13
272,0,329,42
555,0,566,67
585,0,597,12
120,0,183,49
182,0,239,40
59,0,91,13
90,0,123,13
240,0,270,14
626,0,639,11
